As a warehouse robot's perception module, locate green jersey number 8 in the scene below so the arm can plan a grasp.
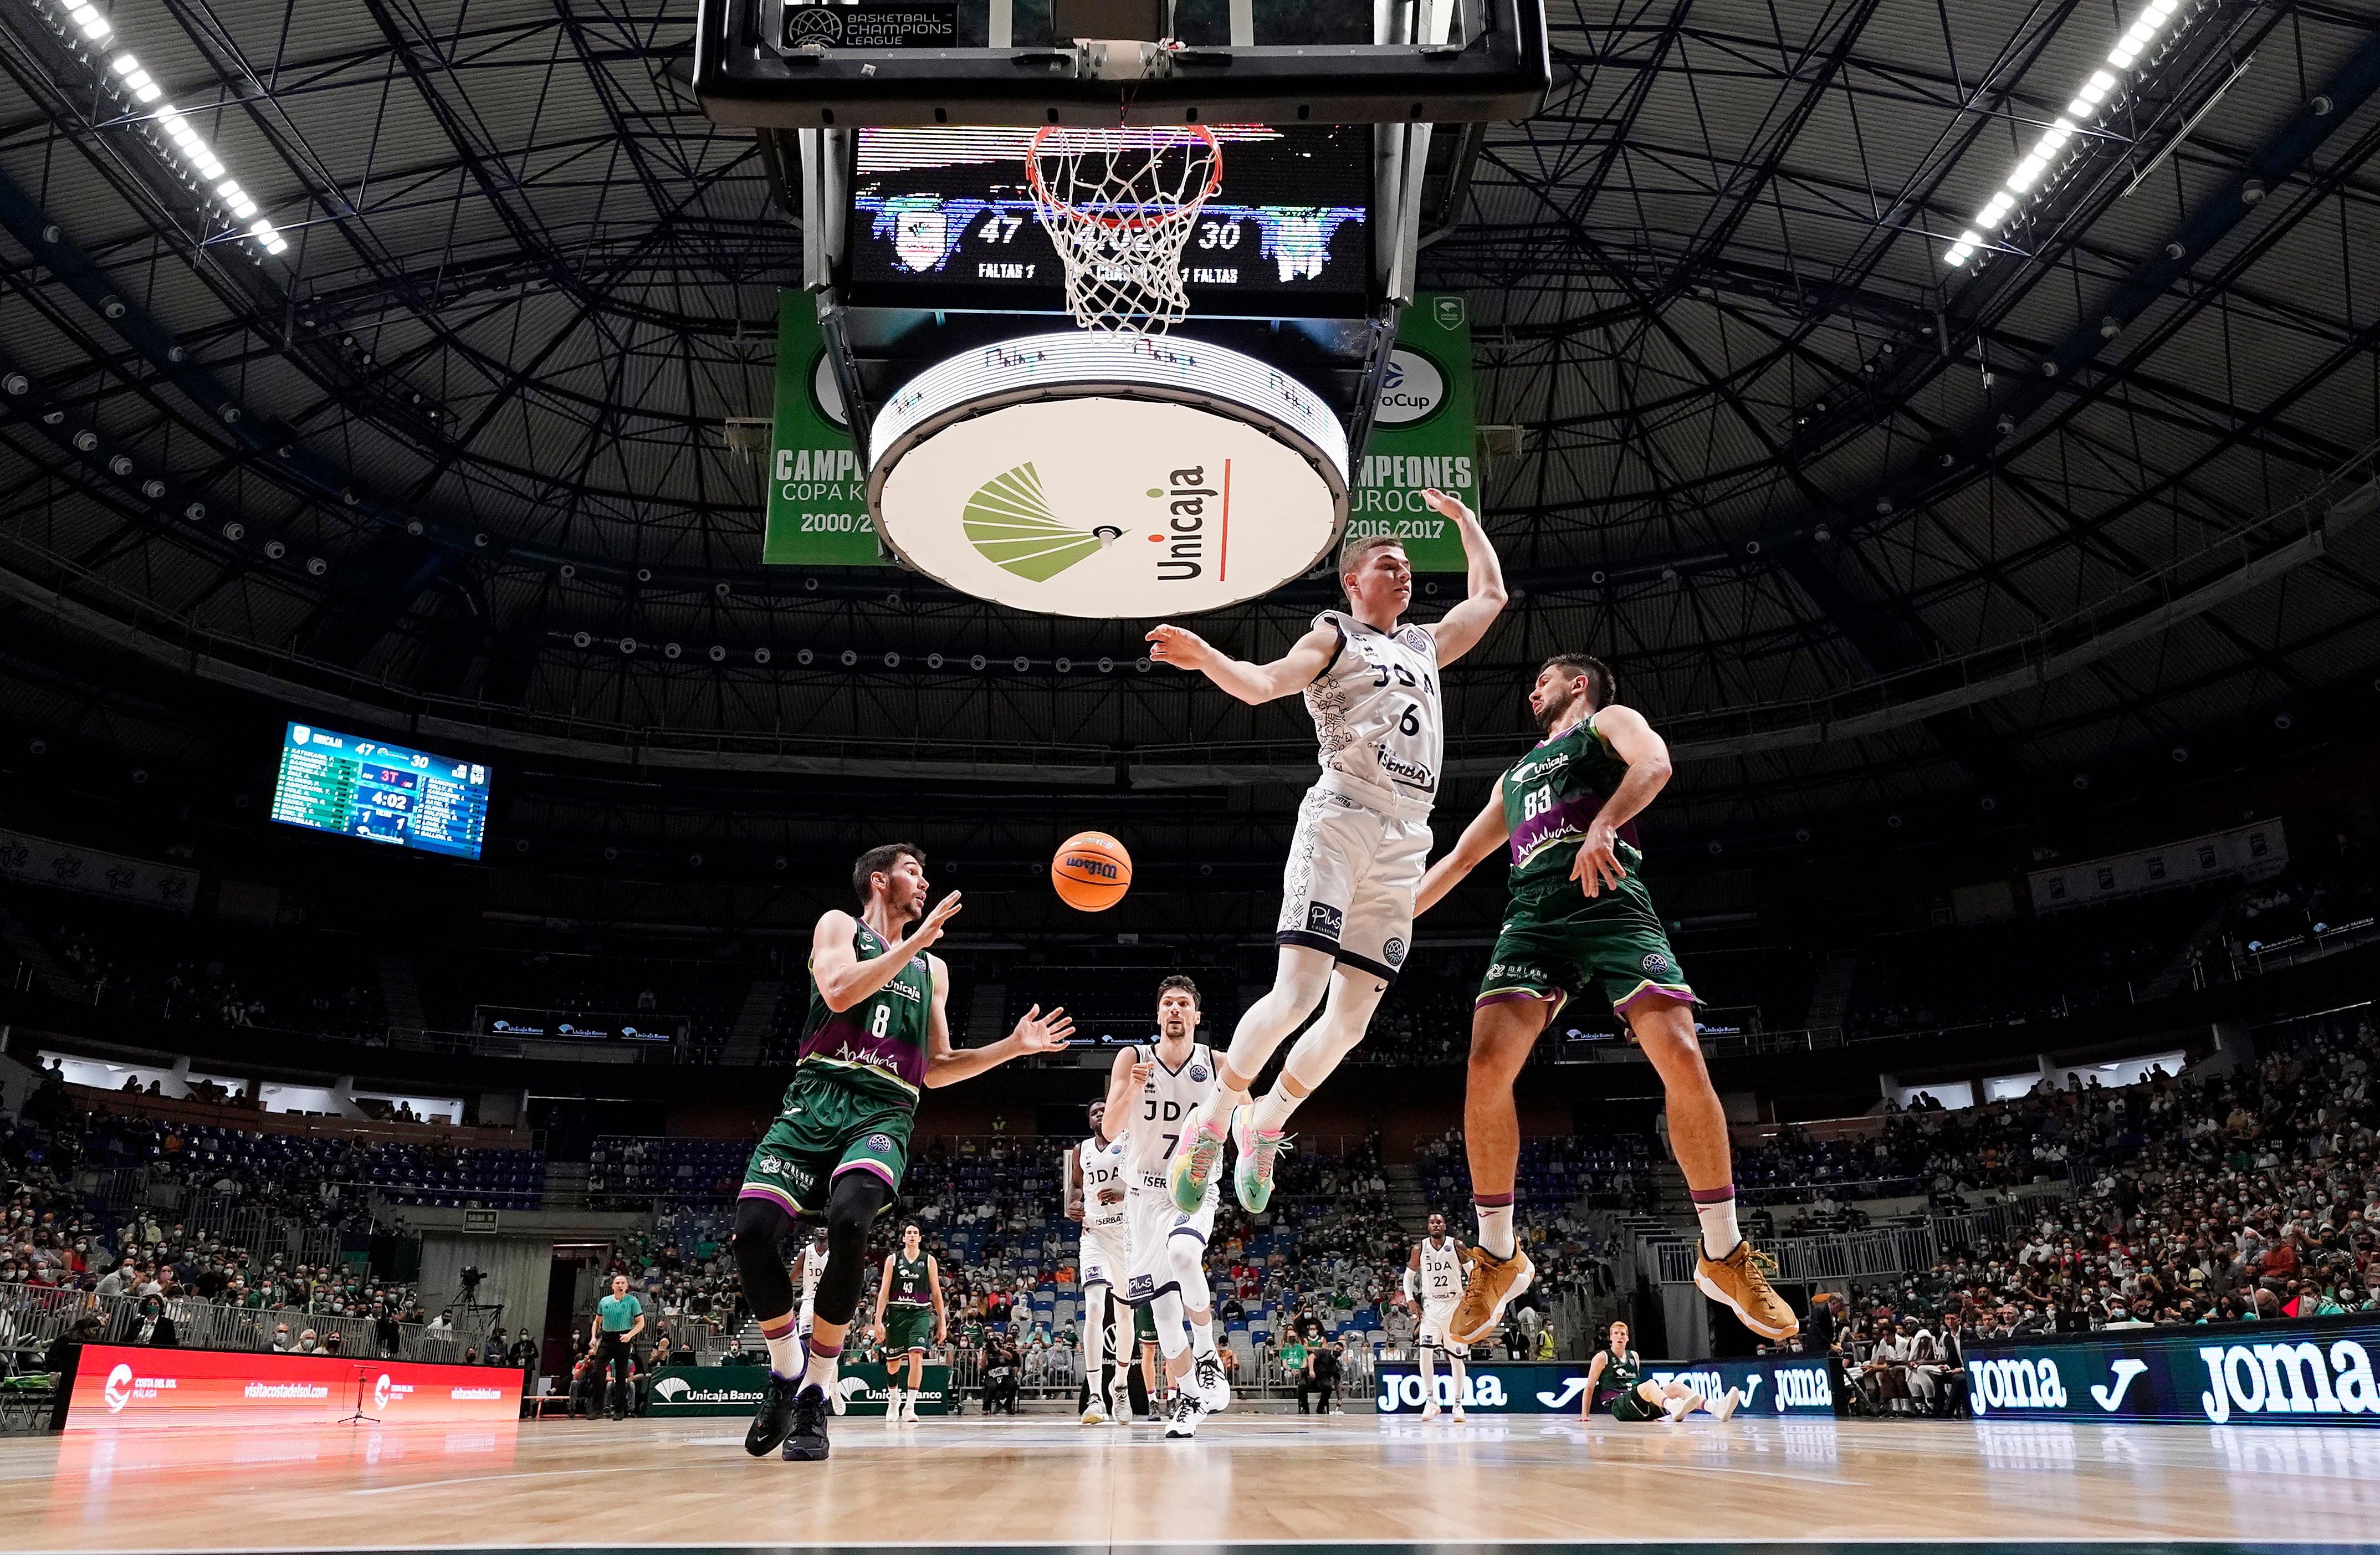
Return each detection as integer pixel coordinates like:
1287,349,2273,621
869,1004,892,1038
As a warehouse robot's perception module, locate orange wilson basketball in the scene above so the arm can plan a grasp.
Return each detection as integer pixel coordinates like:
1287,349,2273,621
1051,832,1133,912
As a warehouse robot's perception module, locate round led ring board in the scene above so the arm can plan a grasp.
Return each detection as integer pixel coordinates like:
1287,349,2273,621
867,333,1348,618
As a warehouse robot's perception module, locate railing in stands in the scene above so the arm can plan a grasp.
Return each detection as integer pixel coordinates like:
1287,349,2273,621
0,1283,504,1368
1650,1182,2078,1285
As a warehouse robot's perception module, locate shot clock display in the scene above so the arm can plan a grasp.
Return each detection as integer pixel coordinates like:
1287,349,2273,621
268,723,490,860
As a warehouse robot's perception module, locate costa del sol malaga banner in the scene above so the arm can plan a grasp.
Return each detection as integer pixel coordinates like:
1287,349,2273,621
1968,1312,2380,1425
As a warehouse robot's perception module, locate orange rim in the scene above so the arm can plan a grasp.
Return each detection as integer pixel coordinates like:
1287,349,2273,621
1025,125,1224,230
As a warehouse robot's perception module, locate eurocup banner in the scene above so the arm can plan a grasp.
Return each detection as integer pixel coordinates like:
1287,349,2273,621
65,1346,521,1430
1376,1357,1834,1416
644,1362,950,1417
1967,1313,2380,1425
764,290,877,566
1349,291,1480,573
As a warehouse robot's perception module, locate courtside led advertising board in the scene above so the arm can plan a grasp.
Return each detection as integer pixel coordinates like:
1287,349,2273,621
644,1363,949,1416
1375,1357,1834,1416
65,1346,522,1429
1966,1314,2380,1425
269,722,491,860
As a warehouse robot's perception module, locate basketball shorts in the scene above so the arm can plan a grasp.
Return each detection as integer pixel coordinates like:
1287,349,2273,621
883,1304,934,1354
1123,1180,1214,1306
1476,858,1694,1021
739,1069,913,1218
1275,782,1431,981
1079,1224,1129,1292
1416,1299,1462,1349
1606,1388,1661,1423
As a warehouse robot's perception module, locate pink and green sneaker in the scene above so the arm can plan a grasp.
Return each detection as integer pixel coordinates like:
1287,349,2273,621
1166,1109,1228,1213
1230,1104,1289,1212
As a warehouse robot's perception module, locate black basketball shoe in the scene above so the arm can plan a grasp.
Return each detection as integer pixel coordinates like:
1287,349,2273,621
782,1384,832,1461
744,1372,801,1457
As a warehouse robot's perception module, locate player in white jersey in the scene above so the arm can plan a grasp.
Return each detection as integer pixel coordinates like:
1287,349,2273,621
1149,489,1506,1215
1403,1213,1471,1421
1065,1100,1132,1424
794,1228,829,1341
1097,975,1230,1438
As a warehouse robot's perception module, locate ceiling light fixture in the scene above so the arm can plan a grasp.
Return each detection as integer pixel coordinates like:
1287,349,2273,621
1944,0,2188,269
51,10,291,256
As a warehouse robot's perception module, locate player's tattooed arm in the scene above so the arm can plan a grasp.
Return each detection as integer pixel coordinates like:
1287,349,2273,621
1414,785,1511,916
1572,704,1672,899
1417,488,1508,666
1144,619,1341,704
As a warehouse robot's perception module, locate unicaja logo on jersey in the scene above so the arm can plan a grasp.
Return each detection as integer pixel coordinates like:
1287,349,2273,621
964,463,1121,582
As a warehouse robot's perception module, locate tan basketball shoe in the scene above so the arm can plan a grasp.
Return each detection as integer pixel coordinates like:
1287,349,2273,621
1694,1239,1799,1340
1447,1245,1534,1346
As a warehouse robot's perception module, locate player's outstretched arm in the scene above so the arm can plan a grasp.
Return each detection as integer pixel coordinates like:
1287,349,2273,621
1572,705,1673,899
922,958,1076,1088
1414,786,1511,917
1417,489,1507,666
811,894,962,1012
1145,620,1341,705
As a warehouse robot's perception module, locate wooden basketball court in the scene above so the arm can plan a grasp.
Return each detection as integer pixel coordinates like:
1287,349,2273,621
11,1410,2378,1551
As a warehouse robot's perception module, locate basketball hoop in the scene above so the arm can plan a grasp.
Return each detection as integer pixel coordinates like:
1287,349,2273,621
1026,124,1224,335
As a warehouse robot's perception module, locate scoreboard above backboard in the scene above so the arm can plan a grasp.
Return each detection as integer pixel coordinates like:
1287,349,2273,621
269,723,491,861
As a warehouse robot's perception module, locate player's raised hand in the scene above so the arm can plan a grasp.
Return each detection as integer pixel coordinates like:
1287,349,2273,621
910,890,964,947
1570,818,1629,898
1145,623,1215,671
1011,1004,1076,1052
1420,487,1475,524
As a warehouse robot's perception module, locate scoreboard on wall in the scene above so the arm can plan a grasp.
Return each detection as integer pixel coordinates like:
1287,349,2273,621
269,722,491,861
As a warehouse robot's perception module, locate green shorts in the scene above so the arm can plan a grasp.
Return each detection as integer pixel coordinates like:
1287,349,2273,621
1477,863,1693,1022
739,1068,914,1217
1134,1303,1157,1343
884,1305,934,1353
1606,1389,1660,1422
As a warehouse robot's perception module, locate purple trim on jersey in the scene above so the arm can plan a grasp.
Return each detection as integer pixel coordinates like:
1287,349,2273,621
832,1157,899,1190
1613,981,1696,1015
1687,1184,1738,1205
740,1181,802,1214
1169,1225,1209,1244
798,1011,929,1089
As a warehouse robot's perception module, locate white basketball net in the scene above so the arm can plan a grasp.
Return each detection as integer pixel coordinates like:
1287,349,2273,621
1027,125,1224,335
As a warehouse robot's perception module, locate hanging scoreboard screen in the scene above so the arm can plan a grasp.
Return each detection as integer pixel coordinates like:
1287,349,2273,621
269,723,492,861
844,125,1371,313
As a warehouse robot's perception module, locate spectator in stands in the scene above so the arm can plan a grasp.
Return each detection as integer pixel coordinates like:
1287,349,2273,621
112,1295,177,1347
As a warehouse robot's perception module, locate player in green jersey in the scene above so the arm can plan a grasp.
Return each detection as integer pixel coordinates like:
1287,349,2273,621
1584,1319,1738,1424
868,1222,945,1425
1415,653,1798,1349
735,842,1072,1464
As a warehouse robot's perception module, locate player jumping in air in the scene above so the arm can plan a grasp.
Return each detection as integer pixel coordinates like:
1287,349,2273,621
735,843,1071,1462
1402,1212,1471,1421
1414,654,1798,1347
1148,489,1505,1217
867,1221,945,1424
1584,1320,1740,1424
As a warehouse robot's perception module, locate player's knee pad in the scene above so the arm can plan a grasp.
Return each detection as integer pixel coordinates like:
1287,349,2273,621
730,1195,799,1321
815,1170,893,1325
1168,1239,1211,1310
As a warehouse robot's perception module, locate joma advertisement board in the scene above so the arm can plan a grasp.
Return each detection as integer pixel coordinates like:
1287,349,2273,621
1967,1313,2380,1425
1375,1357,1834,1416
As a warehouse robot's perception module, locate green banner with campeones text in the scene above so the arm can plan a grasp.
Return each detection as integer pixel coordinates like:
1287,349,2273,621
762,290,879,566
1350,291,1479,572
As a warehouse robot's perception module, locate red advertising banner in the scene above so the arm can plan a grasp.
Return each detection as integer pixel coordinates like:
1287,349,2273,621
65,1346,521,1430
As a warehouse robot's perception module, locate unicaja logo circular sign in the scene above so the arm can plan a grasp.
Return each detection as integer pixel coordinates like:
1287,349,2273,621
1374,348,1447,427
103,1362,135,1412
868,334,1347,618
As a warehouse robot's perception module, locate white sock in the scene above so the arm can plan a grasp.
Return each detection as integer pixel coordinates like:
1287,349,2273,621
1190,1318,1217,1359
1450,1359,1467,1404
801,1342,840,1394
765,1329,802,1376
1695,1195,1742,1260
1476,1203,1516,1261
1418,1347,1436,1393
1251,1086,1302,1135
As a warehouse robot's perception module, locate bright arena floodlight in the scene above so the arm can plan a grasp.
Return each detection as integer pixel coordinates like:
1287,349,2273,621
54,6,290,256
1944,0,2186,269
